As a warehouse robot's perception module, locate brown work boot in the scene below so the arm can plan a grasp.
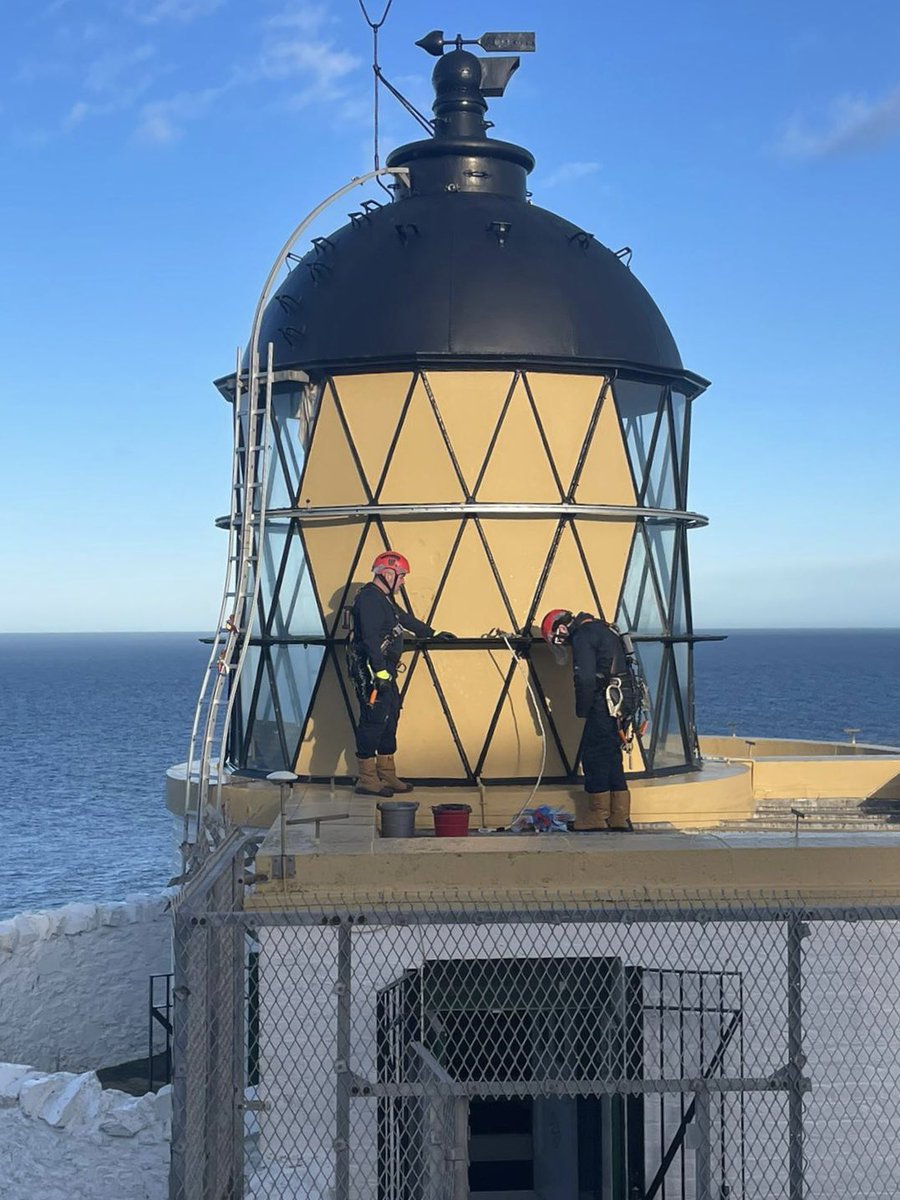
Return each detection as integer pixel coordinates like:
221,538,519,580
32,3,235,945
376,754,414,794
609,789,634,831
573,791,610,831
355,757,393,797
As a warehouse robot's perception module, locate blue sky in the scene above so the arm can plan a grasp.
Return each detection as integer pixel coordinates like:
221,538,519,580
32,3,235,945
2,0,899,631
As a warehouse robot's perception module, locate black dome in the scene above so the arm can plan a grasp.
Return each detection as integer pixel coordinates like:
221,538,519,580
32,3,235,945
255,47,684,377
259,192,682,374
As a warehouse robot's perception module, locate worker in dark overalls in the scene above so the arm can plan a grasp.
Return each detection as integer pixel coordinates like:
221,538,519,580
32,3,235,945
350,551,456,796
541,608,633,831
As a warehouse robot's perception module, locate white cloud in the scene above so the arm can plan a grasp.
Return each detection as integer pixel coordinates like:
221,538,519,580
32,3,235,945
778,84,900,159
126,0,222,24
135,82,229,142
540,160,602,189
84,43,156,94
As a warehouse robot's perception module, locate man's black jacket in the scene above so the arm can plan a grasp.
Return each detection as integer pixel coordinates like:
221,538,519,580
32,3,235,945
570,615,627,718
351,582,433,674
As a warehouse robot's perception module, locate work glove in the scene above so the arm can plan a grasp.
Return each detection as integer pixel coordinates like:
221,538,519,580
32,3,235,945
374,669,393,691
433,631,458,642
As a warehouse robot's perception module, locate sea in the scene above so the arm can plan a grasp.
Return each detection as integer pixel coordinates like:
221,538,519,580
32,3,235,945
1,630,898,919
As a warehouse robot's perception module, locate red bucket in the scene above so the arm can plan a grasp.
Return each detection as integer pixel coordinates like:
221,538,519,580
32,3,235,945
431,804,472,837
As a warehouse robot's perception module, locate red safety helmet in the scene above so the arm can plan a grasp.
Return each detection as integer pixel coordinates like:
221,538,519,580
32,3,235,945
540,609,573,645
372,551,410,578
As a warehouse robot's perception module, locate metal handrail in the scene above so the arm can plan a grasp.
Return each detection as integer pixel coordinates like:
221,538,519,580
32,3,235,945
184,167,410,864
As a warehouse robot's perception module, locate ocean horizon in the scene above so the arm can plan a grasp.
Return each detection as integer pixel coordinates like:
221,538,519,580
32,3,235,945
1,629,898,918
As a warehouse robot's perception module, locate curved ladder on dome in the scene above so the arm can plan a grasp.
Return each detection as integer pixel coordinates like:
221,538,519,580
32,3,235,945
182,166,411,869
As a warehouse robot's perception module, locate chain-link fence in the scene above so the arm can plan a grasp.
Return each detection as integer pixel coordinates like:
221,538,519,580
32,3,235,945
170,838,900,1199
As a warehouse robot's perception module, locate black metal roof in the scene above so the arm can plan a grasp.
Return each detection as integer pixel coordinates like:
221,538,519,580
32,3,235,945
254,48,687,379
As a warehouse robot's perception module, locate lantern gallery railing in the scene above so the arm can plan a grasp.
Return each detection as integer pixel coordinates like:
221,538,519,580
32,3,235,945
219,502,709,528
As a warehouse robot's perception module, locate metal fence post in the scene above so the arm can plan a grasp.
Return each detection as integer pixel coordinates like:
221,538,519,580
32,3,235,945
170,911,208,1200
786,913,808,1200
335,920,352,1200
693,1084,712,1200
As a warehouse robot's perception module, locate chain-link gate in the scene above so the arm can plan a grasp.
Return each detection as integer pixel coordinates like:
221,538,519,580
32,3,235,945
170,838,900,1199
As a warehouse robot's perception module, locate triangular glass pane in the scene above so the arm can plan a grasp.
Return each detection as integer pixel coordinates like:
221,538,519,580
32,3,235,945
243,652,288,771
671,534,688,635
268,386,308,509
614,379,664,495
277,524,326,636
479,518,557,633
259,520,289,616
296,386,367,507
436,649,516,773
431,521,511,637
481,665,566,780
301,518,366,636
295,654,356,778
673,640,694,756
532,522,599,629
653,651,688,768
574,389,636,505
644,522,676,619
379,378,465,502
231,644,260,767
617,527,664,635
477,377,559,502
529,643,582,773
427,371,514,498
575,519,635,622
671,388,688,502
272,643,325,759
392,654,468,779
525,372,605,496
634,639,664,715
332,373,413,495
644,423,677,510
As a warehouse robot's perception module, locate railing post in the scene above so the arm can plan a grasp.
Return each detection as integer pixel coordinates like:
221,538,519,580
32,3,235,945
335,920,353,1200
786,913,808,1200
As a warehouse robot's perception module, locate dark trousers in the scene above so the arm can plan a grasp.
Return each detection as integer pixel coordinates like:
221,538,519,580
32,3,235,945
581,704,627,793
355,682,401,758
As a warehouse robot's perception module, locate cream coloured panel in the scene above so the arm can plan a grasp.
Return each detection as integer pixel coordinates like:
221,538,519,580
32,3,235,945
573,519,636,622
294,656,355,777
341,522,391,609
526,373,606,495
432,649,511,769
379,378,465,503
297,388,367,507
393,655,466,777
302,519,368,634
380,518,461,627
331,373,413,494
533,522,598,624
575,390,636,506
530,642,583,771
426,371,515,495
478,518,556,632
481,665,566,779
430,521,510,637
476,377,559,502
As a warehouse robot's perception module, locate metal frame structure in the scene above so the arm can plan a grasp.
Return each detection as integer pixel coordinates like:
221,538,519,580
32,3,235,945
168,838,900,1200
225,367,710,781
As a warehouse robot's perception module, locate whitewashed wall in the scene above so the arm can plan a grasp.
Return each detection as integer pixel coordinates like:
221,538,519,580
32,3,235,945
0,893,173,1072
0,1062,169,1199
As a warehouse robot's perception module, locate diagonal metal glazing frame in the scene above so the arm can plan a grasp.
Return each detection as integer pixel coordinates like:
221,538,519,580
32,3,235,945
569,519,608,618
519,372,568,501
419,371,475,501
470,371,521,499
328,378,376,505
524,649,578,777
373,372,433,502
568,375,615,500
472,653,520,779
